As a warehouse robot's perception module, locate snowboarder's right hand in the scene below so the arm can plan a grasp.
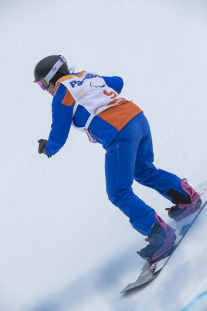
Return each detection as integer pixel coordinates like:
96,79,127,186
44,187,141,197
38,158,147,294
38,139,52,158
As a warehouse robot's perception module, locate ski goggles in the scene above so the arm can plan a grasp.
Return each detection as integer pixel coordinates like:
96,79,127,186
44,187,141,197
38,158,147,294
36,78,49,91
36,56,66,91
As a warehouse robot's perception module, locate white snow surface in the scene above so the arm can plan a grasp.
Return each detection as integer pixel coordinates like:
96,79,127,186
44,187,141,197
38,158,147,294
0,1,207,310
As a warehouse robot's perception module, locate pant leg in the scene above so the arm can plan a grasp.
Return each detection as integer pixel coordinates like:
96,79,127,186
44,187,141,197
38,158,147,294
105,114,156,236
133,114,188,201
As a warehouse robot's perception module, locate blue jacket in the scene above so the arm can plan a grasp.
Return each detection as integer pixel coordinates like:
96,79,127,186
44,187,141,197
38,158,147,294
45,74,141,155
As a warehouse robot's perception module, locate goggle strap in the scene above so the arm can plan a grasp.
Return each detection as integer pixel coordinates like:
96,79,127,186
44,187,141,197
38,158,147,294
44,56,66,85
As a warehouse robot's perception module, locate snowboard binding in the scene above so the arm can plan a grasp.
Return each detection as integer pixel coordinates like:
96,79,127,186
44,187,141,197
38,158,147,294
166,179,202,222
137,213,176,263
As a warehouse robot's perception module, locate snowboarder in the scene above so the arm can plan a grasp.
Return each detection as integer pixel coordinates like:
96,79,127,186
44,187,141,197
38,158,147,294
35,55,201,262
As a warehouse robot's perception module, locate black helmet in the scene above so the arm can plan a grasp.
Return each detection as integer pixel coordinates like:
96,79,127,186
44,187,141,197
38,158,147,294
34,55,69,86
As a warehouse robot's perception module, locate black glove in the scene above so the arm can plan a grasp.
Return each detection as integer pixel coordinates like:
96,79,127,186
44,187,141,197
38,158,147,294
38,139,52,158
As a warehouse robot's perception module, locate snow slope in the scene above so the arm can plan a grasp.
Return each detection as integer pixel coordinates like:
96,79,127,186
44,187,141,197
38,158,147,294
0,0,207,310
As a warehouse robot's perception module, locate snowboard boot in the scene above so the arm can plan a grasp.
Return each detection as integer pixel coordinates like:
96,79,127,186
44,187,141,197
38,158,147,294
166,179,202,222
137,213,176,263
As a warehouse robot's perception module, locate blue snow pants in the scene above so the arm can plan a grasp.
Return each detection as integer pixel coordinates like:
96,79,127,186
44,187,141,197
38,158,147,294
105,112,187,236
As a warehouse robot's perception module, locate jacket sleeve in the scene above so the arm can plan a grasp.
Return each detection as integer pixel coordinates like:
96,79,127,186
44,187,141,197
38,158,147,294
102,76,124,94
45,84,74,156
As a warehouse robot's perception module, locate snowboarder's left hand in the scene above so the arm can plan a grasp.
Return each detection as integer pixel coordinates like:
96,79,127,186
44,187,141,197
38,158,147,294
38,139,52,158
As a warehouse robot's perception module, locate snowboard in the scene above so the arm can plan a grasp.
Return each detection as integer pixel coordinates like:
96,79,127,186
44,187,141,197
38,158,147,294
121,181,207,293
